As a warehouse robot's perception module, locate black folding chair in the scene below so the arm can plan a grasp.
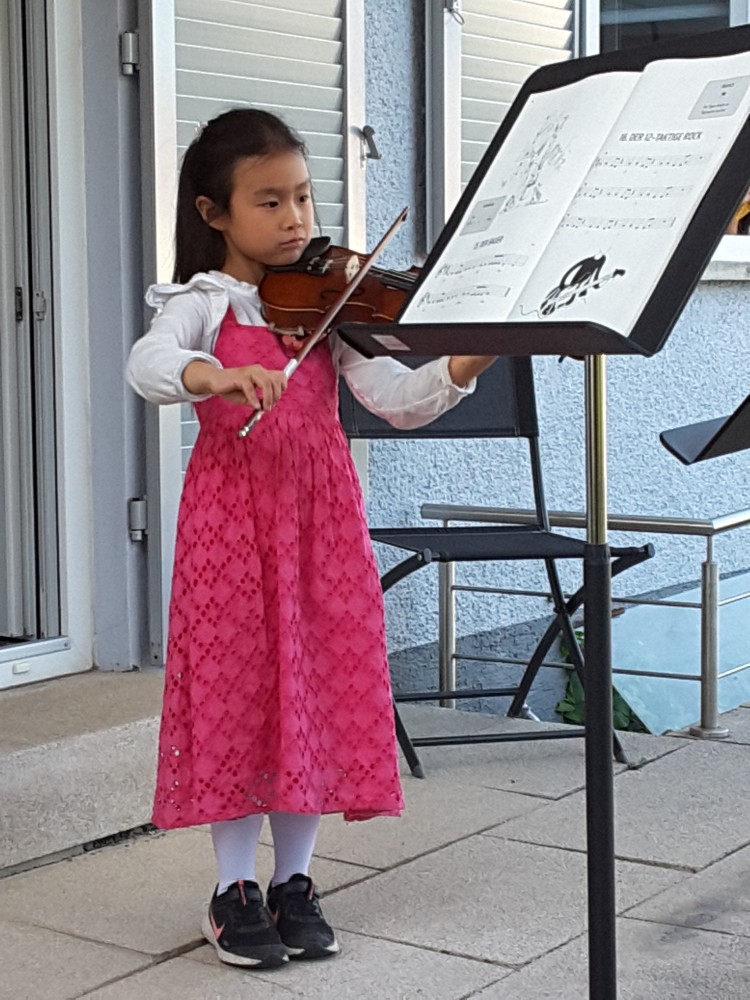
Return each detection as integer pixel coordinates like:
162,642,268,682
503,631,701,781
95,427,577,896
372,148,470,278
339,356,653,777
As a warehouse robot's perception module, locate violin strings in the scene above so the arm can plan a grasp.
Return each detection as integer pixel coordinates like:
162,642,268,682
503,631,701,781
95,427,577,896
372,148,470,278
318,256,417,291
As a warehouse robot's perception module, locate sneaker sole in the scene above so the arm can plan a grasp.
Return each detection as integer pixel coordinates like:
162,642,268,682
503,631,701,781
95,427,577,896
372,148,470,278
286,938,340,961
201,914,289,969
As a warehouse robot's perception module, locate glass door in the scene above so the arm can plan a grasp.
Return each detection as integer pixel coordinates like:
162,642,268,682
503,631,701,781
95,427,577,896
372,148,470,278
0,0,60,664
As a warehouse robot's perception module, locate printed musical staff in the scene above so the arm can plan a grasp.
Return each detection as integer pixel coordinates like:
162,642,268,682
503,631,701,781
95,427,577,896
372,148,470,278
436,253,529,278
560,214,677,231
577,183,694,201
414,284,511,310
592,152,711,170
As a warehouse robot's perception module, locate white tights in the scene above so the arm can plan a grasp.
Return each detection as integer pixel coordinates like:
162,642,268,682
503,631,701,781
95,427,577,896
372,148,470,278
211,812,321,894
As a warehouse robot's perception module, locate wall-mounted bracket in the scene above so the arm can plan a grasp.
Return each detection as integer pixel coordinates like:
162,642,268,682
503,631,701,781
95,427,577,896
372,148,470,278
358,124,382,163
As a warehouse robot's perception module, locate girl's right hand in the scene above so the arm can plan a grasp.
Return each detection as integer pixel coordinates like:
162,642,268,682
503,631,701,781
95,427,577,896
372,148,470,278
182,360,288,410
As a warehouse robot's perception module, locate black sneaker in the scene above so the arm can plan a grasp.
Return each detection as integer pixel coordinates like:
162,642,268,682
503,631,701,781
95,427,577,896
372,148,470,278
266,874,340,960
201,880,288,968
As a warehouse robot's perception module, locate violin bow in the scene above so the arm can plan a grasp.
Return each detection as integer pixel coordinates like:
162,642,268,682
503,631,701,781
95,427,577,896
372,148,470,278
238,206,409,439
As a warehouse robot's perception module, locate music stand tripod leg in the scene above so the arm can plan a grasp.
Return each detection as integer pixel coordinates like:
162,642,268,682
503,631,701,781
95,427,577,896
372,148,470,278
584,356,617,1000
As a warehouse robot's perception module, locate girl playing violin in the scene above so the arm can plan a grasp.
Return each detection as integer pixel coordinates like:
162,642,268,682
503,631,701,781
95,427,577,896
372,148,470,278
126,107,494,972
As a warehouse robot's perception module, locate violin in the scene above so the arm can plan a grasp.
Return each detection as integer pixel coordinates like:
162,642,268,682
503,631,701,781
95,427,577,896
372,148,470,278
259,235,420,337
238,207,410,438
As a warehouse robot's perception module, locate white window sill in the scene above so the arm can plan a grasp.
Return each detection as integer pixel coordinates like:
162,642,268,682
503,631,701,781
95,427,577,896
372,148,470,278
702,236,750,281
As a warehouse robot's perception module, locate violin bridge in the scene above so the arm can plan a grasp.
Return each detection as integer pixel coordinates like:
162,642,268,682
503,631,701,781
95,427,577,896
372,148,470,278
272,324,307,338
344,254,360,283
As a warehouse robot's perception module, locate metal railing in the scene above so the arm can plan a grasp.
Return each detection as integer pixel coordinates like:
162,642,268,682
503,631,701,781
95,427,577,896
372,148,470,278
420,503,750,738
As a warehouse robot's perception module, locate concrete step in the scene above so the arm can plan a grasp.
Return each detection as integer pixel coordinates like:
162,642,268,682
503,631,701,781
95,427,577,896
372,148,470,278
0,668,605,874
3,670,539,874
0,670,163,872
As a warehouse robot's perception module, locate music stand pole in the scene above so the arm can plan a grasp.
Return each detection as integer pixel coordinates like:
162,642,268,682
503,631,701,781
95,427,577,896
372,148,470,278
584,354,617,998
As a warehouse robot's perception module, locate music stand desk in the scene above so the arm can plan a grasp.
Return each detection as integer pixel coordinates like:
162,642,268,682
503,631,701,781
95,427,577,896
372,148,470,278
660,394,750,464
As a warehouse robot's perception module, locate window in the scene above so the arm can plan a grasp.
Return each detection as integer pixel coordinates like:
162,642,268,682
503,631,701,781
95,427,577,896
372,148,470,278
429,0,750,264
599,0,731,54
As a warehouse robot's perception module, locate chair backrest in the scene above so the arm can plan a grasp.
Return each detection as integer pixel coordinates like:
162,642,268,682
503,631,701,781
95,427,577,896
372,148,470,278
338,354,549,527
338,355,539,441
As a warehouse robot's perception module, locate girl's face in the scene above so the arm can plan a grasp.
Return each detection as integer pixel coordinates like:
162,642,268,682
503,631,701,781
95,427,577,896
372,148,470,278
199,149,315,285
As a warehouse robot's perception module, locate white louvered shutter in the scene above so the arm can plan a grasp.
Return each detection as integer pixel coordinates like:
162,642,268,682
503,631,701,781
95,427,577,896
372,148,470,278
173,0,361,473
461,0,574,186
174,0,348,239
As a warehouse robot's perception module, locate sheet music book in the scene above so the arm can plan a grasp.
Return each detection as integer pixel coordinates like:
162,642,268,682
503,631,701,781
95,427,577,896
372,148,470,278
397,49,750,341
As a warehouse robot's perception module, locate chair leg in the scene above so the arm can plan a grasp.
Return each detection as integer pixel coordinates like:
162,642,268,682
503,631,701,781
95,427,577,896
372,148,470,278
379,551,433,779
548,566,631,764
393,701,425,778
507,614,561,716
510,559,629,764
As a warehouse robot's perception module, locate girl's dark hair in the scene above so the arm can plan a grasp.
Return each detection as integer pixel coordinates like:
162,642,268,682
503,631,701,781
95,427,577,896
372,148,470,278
172,108,308,283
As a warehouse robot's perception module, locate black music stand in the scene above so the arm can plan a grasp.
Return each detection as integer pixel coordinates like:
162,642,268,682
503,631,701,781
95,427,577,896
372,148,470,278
337,26,750,1000
660,394,750,464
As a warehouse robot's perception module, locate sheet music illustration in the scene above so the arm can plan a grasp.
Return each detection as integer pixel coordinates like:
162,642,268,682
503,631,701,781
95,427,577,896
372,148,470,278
399,49,750,339
535,255,626,318
460,116,568,231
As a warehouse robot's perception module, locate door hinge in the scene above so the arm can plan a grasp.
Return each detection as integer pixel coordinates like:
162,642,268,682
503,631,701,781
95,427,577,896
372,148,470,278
128,497,148,542
15,287,23,322
32,290,47,321
120,31,140,75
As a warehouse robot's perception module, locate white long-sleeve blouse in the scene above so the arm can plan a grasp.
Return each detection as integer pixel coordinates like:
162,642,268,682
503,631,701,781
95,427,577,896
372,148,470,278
125,271,474,430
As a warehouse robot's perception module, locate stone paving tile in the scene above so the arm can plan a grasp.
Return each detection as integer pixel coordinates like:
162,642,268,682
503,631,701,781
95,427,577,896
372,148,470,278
79,958,303,999
325,834,685,966
485,740,750,870
714,706,750,744
624,842,750,937
0,920,151,1000
82,931,507,999
398,703,521,737
311,767,544,870
470,918,749,999
0,827,371,955
405,724,683,801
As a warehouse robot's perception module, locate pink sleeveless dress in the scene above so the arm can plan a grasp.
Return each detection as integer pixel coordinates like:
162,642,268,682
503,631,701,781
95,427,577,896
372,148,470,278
152,309,404,828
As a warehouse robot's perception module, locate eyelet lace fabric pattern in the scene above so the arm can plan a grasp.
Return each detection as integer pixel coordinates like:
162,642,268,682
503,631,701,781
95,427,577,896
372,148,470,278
152,310,404,828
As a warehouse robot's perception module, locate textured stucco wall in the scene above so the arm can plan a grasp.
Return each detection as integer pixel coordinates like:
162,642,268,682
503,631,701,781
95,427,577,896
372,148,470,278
364,3,427,267
363,3,750,658
366,282,750,653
